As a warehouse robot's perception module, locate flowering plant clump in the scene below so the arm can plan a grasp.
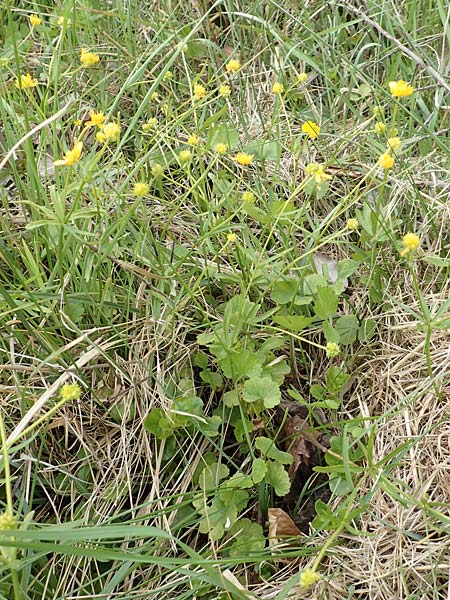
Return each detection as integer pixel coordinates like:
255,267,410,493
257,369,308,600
97,122,121,143
302,120,320,139
225,59,240,74
389,80,414,97
54,141,83,166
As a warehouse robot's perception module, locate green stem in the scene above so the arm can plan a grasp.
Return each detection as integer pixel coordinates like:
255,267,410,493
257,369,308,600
11,569,22,600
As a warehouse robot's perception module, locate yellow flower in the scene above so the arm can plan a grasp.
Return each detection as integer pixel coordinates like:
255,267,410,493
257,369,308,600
163,70,173,81
80,48,100,67
102,122,121,141
60,383,82,401
388,136,401,150
378,153,394,169
227,232,237,243
297,72,308,83
214,143,228,155
57,16,71,27
219,84,231,98
29,14,41,26
54,141,83,166
242,191,255,203
86,110,106,128
325,342,340,358
150,91,158,102
96,131,106,143
152,163,164,177
133,182,149,197
74,119,82,127
142,117,158,132
374,122,386,134
302,121,320,139
400,232,420,257
226,59,240,74
299,568,321,588
194,83,206,101
347,218,359,231
179,149,191,163
272,81,284,94
305,162,332,186
187,133,200,146
0,512,17,531
235,152,254,166
389,80,414,98
15,73,38,89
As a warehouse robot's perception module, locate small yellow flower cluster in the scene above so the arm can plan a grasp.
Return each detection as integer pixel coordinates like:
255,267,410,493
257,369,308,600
0,512,17,531
54,141,83,166
226,59,240,74
325,342,340,358
272,81,284,95
96,122,121,144
347,218,359,230
378,153,394,169
387,136,401,150
86,110,106,128
80,48,100,67
214,143,228,155
194,83,206,101
299,568,321,588
297,72,308,83
242,191,255,203
179,149,191,163
389,80,414,98
29,14,41,26
15,73,38,89
133,182,149,197
302,120,320,139
374,122,386,135
400,232,420,257
143,117,158,132
226,232,237,243
60,383,82,401
187,133,200,146
305,162,332,186
219,84,231,98
235,152,254,166
152,163,164,177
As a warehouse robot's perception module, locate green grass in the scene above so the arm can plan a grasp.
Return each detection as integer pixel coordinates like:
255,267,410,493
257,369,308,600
1,0,450,598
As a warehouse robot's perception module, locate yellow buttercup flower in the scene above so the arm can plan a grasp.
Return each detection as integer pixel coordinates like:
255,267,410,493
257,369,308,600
54,141,83,166
389,80,414,98
80,48,100,66
187,133,200,146
193,83,206,101
388,136,401,150
400,232,420,257
235,152,254,166
227,232,237,243
347,218,359,230
272,81,284,95
163,70,173,81
29,14,41,26
378,153,394,169
60,383,82,400
299,568,321,588
305,162,332,186
374,122,386,134
133,182,149,197
297,72,307,83
302,121,320,139
15,73,38,89
96,131,106,143
214,143,228,155
179,149,191,163
86,110,106,128
242,191,255,203
226,59,240,74
102,122,121,141
219,84,231,98
150,91,158,102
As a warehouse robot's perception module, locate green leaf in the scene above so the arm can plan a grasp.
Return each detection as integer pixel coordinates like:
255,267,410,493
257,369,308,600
200,368,223,391
322,319,340,343
335,314,358,345
197,415,222,437
218,348,263,381
255,437,293,464
358,318,376,342
198,462,230,491
265,461,291,496
274,315,313,332
338,259,360,280
171,395,204,427
227,519,265,557
251,458,267,483
243,377,281,408
424,254,450,267
313,286,338,319
233,416,254,442
271,279,298,304
223,389,241,407
143,409,174,439
244,139,282,161
261,359,290,385
207,123,240,149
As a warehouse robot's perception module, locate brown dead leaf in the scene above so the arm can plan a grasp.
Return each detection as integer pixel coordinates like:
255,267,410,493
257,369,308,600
268,508,303,547
284,415,313,480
